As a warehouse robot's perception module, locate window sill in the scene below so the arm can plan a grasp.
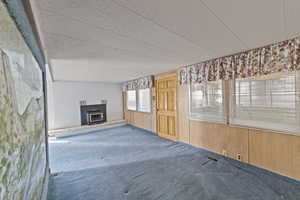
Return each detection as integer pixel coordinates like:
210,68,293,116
189,113,226,124
127,110,152,114
188,117,300,137
229,121,300,137
189,117,226,125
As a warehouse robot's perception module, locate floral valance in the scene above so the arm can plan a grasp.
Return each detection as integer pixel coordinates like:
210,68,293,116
123,75,154,91
179,37,300,84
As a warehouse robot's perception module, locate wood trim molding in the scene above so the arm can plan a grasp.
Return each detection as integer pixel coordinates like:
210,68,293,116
155,72,177,80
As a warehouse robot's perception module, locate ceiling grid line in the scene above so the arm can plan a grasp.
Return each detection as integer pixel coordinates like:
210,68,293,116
44,31,193,64
199,0,249,49
30,0,300,82
110,0,217,56
39,7,208,60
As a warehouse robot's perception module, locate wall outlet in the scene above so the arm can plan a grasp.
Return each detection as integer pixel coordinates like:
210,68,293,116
237,153,242,161
222,150,227,157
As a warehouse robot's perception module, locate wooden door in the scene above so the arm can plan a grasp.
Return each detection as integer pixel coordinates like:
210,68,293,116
156,74,177,141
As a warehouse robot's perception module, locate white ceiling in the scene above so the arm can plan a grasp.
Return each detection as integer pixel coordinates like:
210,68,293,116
30,0,300,83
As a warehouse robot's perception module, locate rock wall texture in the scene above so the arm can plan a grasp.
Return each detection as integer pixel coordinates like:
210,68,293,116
0,1,48,200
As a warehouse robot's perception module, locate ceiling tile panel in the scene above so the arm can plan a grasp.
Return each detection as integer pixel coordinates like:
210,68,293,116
30,0,294,82
37,0,211,59
202,0,286,48
115,0,246,56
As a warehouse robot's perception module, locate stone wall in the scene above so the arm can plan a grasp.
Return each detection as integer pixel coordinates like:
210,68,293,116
0,1,48,200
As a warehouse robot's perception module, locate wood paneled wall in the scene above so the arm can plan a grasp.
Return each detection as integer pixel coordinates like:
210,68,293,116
249,129,300,180
123,69,300,181
123,88,156,132
125,110,155,132
177,84,190,143
176,68,300,181
189,121,249,162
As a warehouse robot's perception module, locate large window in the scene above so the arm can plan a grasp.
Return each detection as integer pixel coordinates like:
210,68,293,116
230,72,300,133
127,90,137,111
190,81,225,123
127,89,151,112
138,88,151,112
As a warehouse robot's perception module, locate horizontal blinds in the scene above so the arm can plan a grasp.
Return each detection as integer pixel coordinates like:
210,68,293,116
127,90,137,111
230,71,300,133
138,89,151,113
190,81,225,123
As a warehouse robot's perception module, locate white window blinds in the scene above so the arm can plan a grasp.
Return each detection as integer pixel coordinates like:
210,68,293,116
138,88,151,113
127,90,137,111
230,71,300,133
190,81,225,123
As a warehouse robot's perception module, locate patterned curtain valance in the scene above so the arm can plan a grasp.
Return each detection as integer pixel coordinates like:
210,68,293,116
123,75,154,91
179,37,300,84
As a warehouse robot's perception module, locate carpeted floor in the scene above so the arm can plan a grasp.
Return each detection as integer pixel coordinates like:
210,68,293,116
47,125,300,200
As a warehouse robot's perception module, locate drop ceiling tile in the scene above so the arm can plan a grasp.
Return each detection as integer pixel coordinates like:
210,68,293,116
202,0,286,49
33,0,252,82
36,0,211,58
115,0,246,57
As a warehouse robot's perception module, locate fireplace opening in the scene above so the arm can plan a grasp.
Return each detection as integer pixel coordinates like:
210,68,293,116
87,111,104,124
80,104,107,125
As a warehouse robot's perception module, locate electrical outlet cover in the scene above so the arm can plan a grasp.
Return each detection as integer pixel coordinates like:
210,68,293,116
237,153,242,161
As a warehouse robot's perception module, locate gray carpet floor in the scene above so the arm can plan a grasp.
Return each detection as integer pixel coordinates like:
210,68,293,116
47,125,300,200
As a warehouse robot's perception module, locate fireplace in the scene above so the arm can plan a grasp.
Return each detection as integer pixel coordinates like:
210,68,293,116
80,104,107,125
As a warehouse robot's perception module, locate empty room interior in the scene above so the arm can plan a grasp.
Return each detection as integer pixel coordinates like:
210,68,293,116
1,0,300,199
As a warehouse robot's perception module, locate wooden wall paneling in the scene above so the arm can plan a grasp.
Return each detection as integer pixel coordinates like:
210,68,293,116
224,126,249,162
141,113,152,132
124,110,153,132
189,120,222,153
129,111,134,124
177,83,190,144
144,113,152,132
249,129,300,180
189,120,249,162
292,137,300,180
133,112,141,128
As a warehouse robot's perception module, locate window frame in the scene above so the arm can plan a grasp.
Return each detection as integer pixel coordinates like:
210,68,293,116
126,89,152,113
229,72,300,134
188,80,226,124
137,88,152,113
126,90,137,111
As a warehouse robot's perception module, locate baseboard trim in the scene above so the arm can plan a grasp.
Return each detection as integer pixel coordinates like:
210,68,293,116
52,121,127,138
127,124,157,136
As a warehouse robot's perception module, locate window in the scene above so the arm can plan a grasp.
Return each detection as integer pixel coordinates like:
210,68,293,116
138,88,151,112
190,81,225,123
127,89,151,112
230,71,300,133
127,90,137,111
